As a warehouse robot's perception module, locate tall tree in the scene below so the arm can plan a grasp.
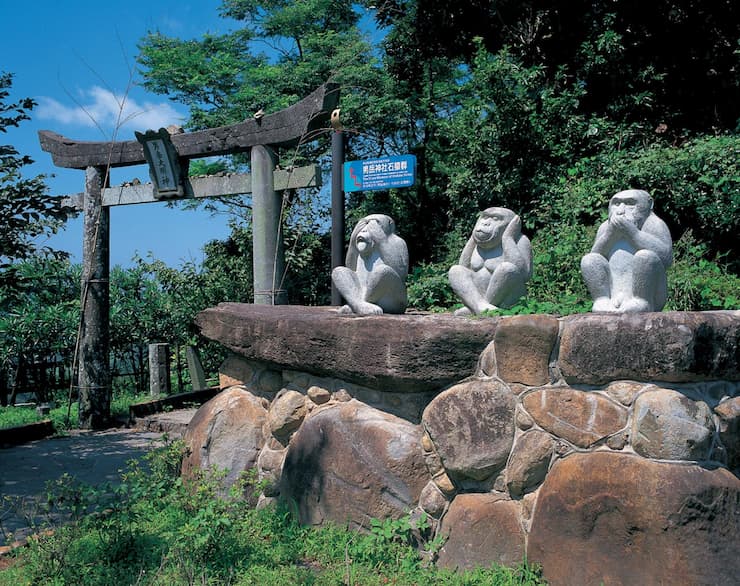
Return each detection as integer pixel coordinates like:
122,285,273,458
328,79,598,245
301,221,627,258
0,258,79,406
138,0,395,161
0,72,69,295
137,0,417,297
377,0,740,132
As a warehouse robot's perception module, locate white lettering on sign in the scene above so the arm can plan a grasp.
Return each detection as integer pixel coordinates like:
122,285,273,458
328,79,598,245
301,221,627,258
145,139,177,192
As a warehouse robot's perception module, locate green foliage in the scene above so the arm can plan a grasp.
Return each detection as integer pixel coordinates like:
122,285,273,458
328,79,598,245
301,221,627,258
0,387,153,431
406,262,457,311
433,44,578,225
0,440,547,586
526,223,593,313
667,231,740,311
187,158,232,177
555,135,740,267
0,405,42,429
137,31,262,131
138,0,392,164
0,73,71,292
394,1,740,132
0,258,80,405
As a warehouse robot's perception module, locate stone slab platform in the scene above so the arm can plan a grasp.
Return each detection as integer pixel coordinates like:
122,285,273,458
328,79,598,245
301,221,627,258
196,305,740,393
196,304,498,392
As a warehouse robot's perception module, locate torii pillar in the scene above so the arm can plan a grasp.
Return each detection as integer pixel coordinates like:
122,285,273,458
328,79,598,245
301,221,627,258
252,145,287,304
78,165,111,427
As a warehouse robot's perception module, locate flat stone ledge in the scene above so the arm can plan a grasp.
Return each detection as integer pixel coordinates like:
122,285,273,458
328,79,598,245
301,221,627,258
559,310,740,385
196,303,498,393
197,305,740,394
134,409,198,438
0,420,55,448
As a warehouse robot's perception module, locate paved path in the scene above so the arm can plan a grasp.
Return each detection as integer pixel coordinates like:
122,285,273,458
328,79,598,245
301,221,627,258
0,410,196,547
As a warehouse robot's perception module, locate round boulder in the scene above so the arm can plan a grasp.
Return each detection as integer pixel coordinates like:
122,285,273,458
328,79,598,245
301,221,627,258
715,396,740,473
422,380,516,481
437,493,525,570
182,387,268,490
521,387,627,448
418,480,449,518
631,388,714,461
280,400,427,528
268,389,307,440
505,430,555,498
528,452,740,586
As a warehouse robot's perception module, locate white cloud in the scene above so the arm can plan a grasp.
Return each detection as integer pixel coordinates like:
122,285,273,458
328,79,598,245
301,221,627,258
36,86,185,136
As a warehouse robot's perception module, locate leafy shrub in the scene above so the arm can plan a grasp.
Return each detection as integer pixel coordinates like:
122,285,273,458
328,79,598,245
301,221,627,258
557,134,740,270
0,405,40,429
667,231,740,311
0,438,548,586
0,401,78,431
407,262,457,311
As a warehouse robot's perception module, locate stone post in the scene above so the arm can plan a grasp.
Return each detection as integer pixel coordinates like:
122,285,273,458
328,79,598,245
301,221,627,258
186,346,208,391
251,145,287,305
149,343,171,397
78,165,111,429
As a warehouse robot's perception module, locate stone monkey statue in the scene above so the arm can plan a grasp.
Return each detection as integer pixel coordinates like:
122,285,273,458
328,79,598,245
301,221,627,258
581,189,673,312
449,207,532,315
332,214,408,315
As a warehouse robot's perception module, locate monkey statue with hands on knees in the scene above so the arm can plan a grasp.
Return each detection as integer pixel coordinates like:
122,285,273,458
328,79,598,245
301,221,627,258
449,207,532,315
581,189,673,313
332,214,409,315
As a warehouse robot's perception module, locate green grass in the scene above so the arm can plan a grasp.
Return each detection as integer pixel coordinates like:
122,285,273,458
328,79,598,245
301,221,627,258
0,390,151,432
0,405,42,429
0,402,78,432
0,440,547,586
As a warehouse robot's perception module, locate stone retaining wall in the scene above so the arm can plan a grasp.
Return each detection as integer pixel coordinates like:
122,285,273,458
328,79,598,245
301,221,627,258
191,305,740,585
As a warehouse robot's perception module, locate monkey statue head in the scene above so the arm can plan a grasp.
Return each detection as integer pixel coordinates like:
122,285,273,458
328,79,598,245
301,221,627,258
472,207,517,250
608,189,654,230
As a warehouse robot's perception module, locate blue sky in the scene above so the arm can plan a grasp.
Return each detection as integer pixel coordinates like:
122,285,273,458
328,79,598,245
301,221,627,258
2,0,240,267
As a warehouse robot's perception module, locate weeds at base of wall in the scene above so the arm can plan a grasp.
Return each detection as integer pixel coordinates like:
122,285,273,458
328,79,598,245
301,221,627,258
0,438,546,586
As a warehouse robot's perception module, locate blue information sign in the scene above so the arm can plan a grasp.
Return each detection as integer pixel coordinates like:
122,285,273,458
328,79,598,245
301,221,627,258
343,155,416,192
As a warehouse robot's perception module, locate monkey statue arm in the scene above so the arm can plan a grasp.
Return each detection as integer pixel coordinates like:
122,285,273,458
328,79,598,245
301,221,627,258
501,215,531,276
457,235,477,267
612,214,673,267
590,220,616,258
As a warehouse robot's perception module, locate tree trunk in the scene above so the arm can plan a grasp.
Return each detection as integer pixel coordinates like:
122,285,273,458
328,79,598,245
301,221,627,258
9,355,24,406
0,367,7,407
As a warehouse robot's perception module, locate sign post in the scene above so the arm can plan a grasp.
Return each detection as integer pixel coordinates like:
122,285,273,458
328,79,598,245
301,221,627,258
330,109,345,306
135,128,186,198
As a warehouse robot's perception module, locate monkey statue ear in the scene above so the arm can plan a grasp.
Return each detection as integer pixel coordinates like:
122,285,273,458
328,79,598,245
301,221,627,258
648,196,654,211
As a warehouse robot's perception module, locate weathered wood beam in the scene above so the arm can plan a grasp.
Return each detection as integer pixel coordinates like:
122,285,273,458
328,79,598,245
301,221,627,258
60,165,321,210
78,165,111,430
39,83,339,169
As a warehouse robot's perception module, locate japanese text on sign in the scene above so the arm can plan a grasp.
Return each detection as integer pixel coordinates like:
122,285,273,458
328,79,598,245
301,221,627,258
343,155,416,192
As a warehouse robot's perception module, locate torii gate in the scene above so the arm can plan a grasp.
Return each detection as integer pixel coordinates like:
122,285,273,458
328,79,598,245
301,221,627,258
38,83,340,428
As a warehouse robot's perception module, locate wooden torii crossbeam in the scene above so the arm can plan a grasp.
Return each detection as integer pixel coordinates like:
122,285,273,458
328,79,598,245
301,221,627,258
59,166,321,210
38,83,339,429
39,83,339,168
